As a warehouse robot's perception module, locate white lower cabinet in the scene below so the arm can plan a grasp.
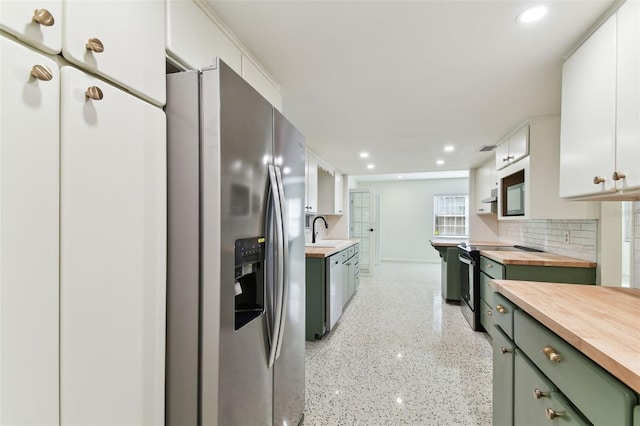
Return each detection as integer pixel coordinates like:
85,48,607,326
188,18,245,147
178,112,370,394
59,66,166,425
0,35,60,426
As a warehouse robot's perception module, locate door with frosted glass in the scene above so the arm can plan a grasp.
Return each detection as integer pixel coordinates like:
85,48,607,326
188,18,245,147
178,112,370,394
349,189,375,274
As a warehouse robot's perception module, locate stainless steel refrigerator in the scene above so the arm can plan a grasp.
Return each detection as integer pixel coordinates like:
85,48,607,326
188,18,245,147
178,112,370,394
165,59,306,426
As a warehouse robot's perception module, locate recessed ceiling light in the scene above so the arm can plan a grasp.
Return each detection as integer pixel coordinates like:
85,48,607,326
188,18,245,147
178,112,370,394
360,152,369,158
516,5,548,24
444,145,454,152
367,164,375,169
436,160,444,165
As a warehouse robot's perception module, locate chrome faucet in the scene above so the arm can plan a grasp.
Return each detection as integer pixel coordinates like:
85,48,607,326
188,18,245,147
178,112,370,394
312,216,328,243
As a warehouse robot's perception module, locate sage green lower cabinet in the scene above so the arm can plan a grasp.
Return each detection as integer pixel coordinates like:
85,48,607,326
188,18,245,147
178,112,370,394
438,247,462,302
492,294,639,425
305,243,359,341
493,327,515,426
305,256,327,340
480,255,595,336
514,349,588,425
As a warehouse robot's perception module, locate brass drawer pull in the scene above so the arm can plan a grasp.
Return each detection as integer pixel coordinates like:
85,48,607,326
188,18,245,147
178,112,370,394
487,310,492,317
543,346,561,363
612,171,626,181
545,408,564,420
31,64,53,81
85,86,104,101
533,388,549,399
593,176,605,184
33,8,55,26
500,347,511,354
86,38,104,53
496,304,507,314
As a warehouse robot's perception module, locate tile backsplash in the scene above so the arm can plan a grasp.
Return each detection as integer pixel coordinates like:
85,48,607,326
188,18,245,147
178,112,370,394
498,219,597,262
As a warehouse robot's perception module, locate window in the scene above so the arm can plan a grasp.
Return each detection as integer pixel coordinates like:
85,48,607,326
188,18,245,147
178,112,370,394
433,194,469,237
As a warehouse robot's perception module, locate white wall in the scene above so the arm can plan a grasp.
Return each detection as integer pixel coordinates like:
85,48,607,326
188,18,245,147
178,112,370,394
358,178,468,263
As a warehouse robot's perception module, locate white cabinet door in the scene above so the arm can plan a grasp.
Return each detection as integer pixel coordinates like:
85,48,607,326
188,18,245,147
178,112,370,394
334,173,344,214
62,0,165,106
508,124,529,164
475,162,489,214
495,140,510,170
0,0,62,54
616,0,640,191
559,15,617,198
60,66,166,426
0,36,60,426
306,151,318,213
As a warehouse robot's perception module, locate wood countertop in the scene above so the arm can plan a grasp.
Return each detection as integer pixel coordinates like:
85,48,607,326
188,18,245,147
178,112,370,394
491,280,640,394
480,250,596,268
305,239,359,258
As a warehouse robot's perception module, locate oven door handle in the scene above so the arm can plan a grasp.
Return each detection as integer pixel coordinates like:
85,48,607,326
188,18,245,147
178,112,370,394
458,255,473,266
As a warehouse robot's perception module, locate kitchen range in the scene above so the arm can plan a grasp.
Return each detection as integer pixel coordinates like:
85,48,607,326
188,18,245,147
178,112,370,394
458,243,542,331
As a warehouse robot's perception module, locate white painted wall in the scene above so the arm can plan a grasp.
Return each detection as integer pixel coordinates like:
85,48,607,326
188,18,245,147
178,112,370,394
358,178,468,263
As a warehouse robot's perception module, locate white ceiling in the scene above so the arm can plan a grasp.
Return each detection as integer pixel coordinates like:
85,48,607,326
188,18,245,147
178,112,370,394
205,0,614,176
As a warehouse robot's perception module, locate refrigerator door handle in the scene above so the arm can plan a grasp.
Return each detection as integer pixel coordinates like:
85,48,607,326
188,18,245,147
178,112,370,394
274,166,288,360
267,165,285,368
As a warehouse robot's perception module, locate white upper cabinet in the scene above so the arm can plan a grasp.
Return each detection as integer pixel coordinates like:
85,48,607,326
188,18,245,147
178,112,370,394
335,173,344,214
559,14,617,198
61,0,166,106
0,35,60,426
0,0,62,54
615,0,640,193
495,124,529,170
560,2,640,199
59,65,166,426
475,160,497,215
305,150,318,213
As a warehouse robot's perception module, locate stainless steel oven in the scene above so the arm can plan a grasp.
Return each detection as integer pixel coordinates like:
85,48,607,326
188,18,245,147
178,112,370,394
457,243,542,331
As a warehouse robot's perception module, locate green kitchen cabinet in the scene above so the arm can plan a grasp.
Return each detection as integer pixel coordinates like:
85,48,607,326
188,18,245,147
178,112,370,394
492,294,639,426
480,254,595,338
493,327,515,426
305,243,359,341
436,246,462,302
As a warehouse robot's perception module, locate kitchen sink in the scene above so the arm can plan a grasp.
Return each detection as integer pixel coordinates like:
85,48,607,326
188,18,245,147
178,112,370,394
305,240,349,248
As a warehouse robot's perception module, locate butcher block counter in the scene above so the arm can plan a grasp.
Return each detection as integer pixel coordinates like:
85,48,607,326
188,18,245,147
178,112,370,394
492,279,640,394
305,239,359,258
480,250,596,268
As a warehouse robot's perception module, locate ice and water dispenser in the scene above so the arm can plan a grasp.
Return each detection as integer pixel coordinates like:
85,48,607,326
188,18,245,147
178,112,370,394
234,237,265,330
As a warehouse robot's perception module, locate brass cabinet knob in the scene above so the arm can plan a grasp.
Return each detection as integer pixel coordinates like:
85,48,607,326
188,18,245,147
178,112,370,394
593,176,605,184
496,304,507,314
487,264,493,268
612,171,626,181
86,38,104,53
85,86,104,100
33,8,55,26
545,408,564,420
533,388,549,399
543,346,561,363
500,347,511,354
487,310,492,317
31,64,53,81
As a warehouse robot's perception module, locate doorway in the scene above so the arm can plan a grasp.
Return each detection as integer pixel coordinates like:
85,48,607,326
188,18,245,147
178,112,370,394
349,189,376,274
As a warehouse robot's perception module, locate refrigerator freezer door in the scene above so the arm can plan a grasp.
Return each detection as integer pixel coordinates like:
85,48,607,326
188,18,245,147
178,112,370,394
273,110,306,426
204,61,274,426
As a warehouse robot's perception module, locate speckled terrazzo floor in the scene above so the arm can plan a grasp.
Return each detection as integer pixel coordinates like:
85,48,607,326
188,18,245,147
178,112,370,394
303,262,492,426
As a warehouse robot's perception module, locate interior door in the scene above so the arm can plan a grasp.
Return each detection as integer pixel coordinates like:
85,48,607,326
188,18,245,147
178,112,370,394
349,189,376,274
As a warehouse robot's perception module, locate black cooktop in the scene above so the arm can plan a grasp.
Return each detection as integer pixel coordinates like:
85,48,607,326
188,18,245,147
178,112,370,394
458,243,544,253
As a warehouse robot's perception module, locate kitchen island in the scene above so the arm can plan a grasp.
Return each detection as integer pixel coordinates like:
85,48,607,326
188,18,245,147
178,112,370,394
490,280,640,425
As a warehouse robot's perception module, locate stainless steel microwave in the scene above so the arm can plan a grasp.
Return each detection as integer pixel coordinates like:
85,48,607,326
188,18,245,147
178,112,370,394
505,182,525,216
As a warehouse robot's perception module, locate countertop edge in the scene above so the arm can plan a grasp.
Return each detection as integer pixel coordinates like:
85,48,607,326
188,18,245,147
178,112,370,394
305,239,359,258
491,280,640,394
480,250,597,268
